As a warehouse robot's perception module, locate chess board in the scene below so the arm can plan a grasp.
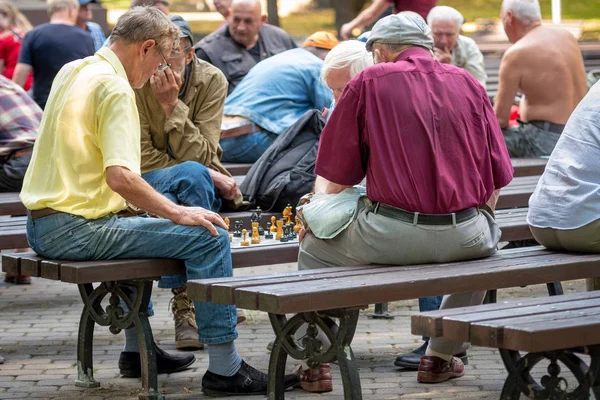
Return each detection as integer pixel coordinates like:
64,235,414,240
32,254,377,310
229,231,299,249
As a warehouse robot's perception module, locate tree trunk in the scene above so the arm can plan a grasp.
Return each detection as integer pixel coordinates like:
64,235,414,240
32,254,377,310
333,0,368,32
267,0,280,26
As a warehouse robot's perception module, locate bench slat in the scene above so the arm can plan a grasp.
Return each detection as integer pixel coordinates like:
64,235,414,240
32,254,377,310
412,290,600,339
230,252,600,314
488,315,600,352
448,295,600,342
59,258,183,284
189,247,564,313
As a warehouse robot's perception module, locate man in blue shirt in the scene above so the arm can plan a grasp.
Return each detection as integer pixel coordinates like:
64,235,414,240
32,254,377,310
220,31,337,163
77,0,106,51
12,0,95,109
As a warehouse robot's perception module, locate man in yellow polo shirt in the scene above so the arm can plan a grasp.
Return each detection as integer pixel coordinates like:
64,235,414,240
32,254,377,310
20,6,297,396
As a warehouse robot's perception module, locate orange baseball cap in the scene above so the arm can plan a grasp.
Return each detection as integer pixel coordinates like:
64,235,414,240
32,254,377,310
302,31,339,50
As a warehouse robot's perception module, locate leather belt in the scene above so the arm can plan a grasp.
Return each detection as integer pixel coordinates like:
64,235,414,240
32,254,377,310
28,208,59,220
528,120,565,134
221,115,261,139
373,203,479,225
28,208,145,220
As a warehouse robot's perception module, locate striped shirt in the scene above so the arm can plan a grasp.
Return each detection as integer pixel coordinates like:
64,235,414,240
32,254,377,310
0,75,41,157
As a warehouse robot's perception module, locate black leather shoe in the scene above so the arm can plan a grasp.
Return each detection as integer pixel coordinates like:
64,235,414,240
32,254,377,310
202,360,299,396
119,342,196,378
394,342,468,370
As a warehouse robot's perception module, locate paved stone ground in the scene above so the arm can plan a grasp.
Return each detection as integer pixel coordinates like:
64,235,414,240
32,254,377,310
0,262,590,400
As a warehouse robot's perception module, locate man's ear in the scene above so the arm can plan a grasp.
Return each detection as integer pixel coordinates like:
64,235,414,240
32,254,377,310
140,39,156,58
506,9,514,25
260,14,267,25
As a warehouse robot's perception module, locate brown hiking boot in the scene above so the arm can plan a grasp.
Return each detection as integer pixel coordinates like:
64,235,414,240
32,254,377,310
171,287,204,350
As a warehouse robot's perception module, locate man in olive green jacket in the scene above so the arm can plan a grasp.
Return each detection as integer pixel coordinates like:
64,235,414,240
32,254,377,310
135,15,242,351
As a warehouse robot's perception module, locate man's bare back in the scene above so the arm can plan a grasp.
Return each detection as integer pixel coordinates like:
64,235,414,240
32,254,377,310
495,25,587,128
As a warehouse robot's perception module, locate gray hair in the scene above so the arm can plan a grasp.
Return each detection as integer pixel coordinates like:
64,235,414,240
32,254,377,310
110,6,179,53
502,0,542,24
321,40,373,83
427,6,464,31
47,0,78,16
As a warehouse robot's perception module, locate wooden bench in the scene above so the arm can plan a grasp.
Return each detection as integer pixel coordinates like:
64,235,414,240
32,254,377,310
412,291,600,400
186,246,600,399
222,162,252,175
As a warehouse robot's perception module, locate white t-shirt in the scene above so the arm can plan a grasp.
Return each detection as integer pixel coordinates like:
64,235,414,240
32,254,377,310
527,82,600,229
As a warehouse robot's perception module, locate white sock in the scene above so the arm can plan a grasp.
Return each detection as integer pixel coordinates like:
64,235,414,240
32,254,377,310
425,346,452,361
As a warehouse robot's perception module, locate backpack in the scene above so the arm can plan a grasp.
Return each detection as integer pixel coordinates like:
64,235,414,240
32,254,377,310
240,109,326,211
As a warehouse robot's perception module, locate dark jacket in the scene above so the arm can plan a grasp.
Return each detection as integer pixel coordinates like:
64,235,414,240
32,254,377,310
194,24,296,94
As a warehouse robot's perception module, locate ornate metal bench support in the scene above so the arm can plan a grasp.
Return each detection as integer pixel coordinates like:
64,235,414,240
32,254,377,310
499,345,600,399
267,308,361,400
75,280,163,400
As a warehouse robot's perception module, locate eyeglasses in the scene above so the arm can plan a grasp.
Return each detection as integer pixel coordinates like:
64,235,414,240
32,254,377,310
157,48,171,72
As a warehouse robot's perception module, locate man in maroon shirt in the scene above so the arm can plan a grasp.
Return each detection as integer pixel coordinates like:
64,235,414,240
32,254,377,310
298,12,513,389
340,0,437,39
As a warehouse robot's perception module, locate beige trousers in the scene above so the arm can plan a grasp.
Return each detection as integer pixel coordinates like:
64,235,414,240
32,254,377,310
298,200,501,356
530,219,600,253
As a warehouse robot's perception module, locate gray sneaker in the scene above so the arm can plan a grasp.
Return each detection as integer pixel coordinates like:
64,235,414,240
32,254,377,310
171,288,204,350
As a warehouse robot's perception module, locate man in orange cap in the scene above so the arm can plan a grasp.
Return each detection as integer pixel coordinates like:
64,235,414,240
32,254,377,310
219,32,338,163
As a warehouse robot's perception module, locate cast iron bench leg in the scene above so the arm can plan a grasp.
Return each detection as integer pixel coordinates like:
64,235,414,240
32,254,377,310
75,280,163,400
372,303,394,319
267,308,362,400
499,345,600,399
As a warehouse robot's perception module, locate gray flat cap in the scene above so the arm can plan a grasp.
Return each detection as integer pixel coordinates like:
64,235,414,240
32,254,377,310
366,11,434,52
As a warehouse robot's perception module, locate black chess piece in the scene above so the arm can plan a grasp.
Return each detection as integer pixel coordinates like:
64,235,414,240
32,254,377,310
280,225,289,243
251,208,264,235
290,222,296,239
265,222,273,239
233,221,242,238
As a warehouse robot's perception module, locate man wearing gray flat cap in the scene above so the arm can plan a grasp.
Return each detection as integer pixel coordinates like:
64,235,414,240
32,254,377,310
298,12,513,388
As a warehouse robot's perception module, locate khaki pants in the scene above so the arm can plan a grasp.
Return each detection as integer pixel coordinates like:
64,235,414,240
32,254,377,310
530,219,600,253
298,200,501,356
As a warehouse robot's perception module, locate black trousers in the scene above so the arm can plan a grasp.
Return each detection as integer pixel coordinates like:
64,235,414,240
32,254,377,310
0,153,31,192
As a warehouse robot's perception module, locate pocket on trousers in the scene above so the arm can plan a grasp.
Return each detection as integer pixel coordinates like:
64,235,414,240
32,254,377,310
460,231,486,248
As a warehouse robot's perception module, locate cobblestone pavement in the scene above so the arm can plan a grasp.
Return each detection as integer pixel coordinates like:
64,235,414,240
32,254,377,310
0,262,589,400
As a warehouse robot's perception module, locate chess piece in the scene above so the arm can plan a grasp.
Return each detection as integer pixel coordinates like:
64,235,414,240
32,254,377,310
240,229,249,246
294,216,302,233
224,217,230,231
251,208,264,235
229,233,233,242
276,220,284,241
270,216,277,232
233,221,242,238
265,222,273,239
282,204,292,225
251,227,261,244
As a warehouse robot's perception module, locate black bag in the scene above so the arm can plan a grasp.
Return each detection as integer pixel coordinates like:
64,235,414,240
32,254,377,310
240,109,326,211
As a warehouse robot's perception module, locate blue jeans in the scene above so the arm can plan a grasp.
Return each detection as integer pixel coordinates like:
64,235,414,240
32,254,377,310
142,161,221,289
26,212,237,345
219,130,277,163
419,296,443,342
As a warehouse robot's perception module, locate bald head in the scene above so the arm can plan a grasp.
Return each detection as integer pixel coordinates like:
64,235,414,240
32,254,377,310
231,0,261,14
229,0,265,49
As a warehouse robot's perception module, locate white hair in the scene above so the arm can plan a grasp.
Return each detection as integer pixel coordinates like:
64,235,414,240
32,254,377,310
321,40,373,83
502,0,542,24
427,6,464,31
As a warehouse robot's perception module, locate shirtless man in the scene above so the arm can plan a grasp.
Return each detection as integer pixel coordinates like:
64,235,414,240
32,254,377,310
494,0,587,157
